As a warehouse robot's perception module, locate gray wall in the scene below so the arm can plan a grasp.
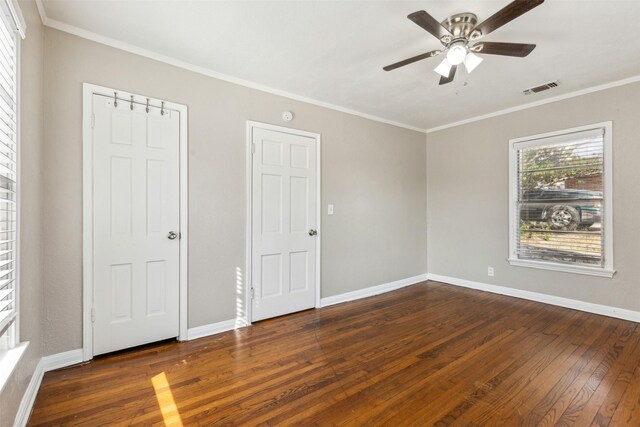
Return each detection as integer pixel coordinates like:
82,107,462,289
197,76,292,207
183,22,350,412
427,82,640,311
1,1,45,425
41,28,427,355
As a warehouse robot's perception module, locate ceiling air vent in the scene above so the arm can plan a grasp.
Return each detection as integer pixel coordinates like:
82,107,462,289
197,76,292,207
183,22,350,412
522,81,559,95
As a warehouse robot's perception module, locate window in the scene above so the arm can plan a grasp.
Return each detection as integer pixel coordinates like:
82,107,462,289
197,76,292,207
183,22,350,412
0,0,22,353
508,122,614,277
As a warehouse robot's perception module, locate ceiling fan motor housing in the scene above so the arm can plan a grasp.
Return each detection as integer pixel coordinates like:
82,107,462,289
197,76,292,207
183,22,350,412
441,13,478,43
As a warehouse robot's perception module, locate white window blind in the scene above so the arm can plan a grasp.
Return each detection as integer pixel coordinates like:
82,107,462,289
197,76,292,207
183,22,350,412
0,1,17,346
508,122,614,277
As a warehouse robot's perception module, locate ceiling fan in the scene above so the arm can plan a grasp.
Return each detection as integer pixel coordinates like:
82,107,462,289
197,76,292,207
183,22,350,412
383,0,544,85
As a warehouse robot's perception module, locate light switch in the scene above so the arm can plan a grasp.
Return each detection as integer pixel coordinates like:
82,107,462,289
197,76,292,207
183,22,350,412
328,204,334,215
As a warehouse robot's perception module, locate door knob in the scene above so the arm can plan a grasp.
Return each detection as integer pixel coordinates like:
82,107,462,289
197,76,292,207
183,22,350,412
308,229,317,236
167,231,178,240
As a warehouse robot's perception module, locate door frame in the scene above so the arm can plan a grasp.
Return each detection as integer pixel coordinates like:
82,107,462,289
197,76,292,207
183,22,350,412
245,121,321,324
82,83,189,361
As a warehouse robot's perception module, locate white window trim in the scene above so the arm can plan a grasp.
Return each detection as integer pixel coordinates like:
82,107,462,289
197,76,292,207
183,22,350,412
4,0,25,39
507,121,615,278
0,23,19,332
0,0,26,393
0,341,26,393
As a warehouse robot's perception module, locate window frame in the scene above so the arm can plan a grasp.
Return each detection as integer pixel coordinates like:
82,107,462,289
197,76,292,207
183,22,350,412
0,0,26,394
508,121,615,278
0,0,20,345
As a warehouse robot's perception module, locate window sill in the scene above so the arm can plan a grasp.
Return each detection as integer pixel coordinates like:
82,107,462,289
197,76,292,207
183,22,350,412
508,258,616,278
0,341,29,394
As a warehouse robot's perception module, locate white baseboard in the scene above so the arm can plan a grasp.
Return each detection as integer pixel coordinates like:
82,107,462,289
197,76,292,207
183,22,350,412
427,273,640,323
189,275,430,336
13,359,44,427
41,349,84,372
187,318,249,341
320,273,429,308
13,349,84,427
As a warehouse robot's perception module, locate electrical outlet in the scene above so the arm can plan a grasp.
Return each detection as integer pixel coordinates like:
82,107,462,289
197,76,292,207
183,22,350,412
488,267,495,277
328,204,334,215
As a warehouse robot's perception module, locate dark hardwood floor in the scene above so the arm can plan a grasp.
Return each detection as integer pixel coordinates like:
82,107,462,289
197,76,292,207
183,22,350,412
28,281,640,426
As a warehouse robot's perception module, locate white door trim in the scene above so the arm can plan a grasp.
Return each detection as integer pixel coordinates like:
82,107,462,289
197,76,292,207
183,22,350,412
82,83,189,361
245,121,321,324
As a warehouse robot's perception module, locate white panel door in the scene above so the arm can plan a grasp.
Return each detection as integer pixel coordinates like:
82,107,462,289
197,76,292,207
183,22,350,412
252,127,317,321
92,95,180,355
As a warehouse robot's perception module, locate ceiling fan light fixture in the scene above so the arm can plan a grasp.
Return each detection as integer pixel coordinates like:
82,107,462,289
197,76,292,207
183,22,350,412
434,58,453,77
464,51,483,73
446,42,467,65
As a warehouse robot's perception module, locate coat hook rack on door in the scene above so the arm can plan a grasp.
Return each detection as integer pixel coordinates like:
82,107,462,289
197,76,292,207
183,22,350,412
108,91,170,115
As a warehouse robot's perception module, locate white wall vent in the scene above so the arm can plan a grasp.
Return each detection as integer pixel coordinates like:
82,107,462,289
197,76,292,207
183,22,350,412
522,81,559,95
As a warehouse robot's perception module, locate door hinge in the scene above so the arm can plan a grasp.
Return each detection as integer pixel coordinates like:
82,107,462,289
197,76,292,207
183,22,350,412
251,287,255,299
91,307,95,323
90,114,95,129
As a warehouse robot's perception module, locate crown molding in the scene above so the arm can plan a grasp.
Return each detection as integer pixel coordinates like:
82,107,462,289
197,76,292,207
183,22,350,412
426,74,640,134
34,0,427,134
35,1,640,136
34,0,46,24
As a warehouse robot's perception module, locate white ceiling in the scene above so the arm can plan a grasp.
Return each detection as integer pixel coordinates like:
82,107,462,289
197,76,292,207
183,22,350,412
39,0,640,131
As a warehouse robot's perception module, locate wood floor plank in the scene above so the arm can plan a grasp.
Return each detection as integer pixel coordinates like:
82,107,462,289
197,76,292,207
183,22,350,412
27,281,640,426
608,343,640,426
523,320,619,426
452,310,588,425
575,325,640,426
555,323,638,426
535,322,629,427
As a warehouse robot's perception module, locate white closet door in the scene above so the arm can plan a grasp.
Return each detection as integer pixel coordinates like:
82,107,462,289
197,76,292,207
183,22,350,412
252,127,317,321
92,95,180,355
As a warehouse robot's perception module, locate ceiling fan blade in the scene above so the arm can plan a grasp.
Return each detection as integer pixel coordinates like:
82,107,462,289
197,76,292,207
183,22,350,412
408,10,452,41
471,0,544,39
471,42,536,57
439,65,457,85
383,50,441,71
